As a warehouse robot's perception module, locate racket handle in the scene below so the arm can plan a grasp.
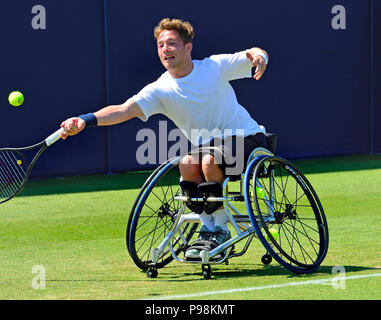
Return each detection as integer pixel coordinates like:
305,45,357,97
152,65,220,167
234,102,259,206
45,128,65,146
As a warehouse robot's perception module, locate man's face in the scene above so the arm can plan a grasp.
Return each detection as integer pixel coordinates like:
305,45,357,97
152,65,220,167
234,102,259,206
157,29,192,71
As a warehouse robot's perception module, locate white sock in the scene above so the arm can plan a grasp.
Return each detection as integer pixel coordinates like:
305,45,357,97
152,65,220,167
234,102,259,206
198,212,215,231
213,209,229,231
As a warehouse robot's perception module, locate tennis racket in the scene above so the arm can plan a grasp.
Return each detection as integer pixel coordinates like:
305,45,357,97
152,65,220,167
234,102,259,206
0,128,65,204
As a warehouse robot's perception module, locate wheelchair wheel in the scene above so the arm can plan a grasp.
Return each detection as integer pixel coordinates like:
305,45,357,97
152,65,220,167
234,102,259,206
126,159,173,255
127,157,197,271
244,156,329,273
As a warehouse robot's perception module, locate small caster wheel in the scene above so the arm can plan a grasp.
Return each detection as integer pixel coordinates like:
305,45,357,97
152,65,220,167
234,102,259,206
203,269,211,280
146,267,158,278
261,253,272,265
202,264,211,280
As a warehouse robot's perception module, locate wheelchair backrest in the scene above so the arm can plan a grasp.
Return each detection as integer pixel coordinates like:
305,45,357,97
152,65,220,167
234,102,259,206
226,133,277,182
265,133,277,155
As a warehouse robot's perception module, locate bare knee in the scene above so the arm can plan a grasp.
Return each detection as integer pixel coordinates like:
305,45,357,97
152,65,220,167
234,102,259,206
201,154,224,183
179,155,203,183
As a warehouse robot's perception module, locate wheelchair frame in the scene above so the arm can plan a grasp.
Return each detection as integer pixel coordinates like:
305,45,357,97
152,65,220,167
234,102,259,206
126,135,329,280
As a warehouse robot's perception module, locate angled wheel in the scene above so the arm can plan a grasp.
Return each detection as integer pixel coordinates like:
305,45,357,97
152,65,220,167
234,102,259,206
245,156,329,273
126,159,172,255
127,157,197,270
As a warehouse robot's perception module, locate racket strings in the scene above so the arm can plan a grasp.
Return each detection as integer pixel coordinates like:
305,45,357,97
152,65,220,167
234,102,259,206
0,150,27,201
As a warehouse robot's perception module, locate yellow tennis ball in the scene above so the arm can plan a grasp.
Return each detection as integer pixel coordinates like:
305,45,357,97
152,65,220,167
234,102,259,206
8,91,24,107
265,228,279,241
17,160,22,165
256,187,265,199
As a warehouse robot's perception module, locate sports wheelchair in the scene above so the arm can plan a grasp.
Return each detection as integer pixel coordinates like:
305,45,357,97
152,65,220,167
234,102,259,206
126,134,329,279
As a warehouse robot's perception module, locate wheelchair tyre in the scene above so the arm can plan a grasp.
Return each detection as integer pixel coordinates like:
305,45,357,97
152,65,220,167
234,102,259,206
127,157,197,271
245,156,329,274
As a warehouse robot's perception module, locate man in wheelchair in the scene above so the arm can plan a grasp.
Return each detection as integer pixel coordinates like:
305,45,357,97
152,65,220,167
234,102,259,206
59,18,269,259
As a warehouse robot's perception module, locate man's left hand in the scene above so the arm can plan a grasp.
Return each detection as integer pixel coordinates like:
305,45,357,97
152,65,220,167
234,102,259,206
246,51,267,80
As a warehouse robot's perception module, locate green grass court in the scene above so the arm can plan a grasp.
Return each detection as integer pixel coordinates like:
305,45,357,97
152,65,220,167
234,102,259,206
0,154,380,300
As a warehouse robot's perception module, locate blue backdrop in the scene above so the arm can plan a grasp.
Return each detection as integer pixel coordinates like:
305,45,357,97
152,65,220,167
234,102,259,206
0,0,379,179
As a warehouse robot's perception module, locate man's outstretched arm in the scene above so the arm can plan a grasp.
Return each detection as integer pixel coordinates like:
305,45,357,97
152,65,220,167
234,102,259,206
59,98,144,139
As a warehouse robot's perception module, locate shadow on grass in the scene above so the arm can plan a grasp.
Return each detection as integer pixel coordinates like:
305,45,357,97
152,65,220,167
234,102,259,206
45,265,379,286
18,170,152,197
210,264,380,280
167,264,380,282
291,154,381,175
12,154,381,199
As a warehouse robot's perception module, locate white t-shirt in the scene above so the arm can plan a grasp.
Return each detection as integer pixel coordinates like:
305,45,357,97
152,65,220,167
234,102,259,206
132,51,265,146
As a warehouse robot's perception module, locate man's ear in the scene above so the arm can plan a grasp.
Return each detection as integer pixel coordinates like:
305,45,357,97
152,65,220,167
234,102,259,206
186,42,193,54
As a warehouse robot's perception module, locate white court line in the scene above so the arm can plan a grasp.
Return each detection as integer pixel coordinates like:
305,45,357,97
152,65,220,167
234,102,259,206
143,272,381,300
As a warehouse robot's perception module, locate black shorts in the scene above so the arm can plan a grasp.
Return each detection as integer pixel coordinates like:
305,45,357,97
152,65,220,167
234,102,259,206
190,133,268,177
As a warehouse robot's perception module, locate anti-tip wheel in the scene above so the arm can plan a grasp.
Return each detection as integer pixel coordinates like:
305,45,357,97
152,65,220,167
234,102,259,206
261,253,272,265
202,264,211,280
146,267,158,278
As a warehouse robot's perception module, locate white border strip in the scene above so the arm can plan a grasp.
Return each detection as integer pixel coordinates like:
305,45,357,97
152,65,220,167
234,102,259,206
143,273,381,300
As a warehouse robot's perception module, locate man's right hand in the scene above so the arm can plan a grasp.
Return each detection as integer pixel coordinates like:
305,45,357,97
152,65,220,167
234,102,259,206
60,117,86,140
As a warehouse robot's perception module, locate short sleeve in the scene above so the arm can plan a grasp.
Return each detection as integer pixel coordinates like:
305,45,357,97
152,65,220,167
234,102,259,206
209,51,252,81
132,82,165,121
